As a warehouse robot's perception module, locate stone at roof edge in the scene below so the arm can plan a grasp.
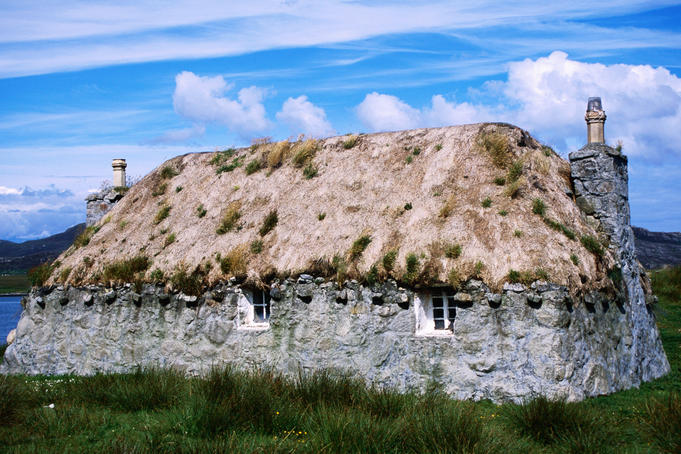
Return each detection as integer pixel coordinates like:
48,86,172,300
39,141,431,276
569,143,626,162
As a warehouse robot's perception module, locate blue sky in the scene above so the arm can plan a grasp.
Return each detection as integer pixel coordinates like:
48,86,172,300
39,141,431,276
1,1,680,241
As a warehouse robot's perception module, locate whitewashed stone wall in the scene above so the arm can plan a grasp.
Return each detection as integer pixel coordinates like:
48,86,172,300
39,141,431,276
0,275,669,403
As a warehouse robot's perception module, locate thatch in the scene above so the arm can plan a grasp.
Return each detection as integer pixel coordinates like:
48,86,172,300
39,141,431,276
50,123,616,292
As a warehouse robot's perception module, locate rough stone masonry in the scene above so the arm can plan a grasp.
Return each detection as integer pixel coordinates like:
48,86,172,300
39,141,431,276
569,97,668,385
570,143,668,386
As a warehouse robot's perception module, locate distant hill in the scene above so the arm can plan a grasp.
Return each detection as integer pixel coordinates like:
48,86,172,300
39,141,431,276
0,223,85,273
633,226,681,270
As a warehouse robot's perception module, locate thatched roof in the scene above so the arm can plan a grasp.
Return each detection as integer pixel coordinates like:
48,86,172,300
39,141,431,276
50,123,616,292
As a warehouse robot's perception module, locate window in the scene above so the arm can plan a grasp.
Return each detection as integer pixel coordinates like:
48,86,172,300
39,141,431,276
415,288,457,335
237,289,271,329
253,289,270,323
431,290,456,330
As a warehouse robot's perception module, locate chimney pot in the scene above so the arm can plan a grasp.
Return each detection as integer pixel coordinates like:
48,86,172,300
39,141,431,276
585,97,606,144
587,97,603,112
112,158,127,188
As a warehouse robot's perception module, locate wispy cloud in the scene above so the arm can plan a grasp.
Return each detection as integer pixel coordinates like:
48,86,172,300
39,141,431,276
2,1,681,78
305,55,513,93
148,124,206,144
0,110,150,132
446,21,681,55
4,1,677,43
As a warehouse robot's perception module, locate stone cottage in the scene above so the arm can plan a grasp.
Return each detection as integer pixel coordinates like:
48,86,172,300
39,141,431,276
1,99,669,402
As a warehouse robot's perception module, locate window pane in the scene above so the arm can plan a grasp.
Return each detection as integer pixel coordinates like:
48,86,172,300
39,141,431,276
434,319,445,330
433,308,444,319
432,296,443,308
251,290,271,323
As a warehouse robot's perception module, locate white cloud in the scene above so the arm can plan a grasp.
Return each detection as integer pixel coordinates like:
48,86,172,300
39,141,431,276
356,52,681,159
356,92,421,132
356,92,490,132
0,208,83,242
503,51,681,157
172,71,270,138
0,185,73,201
276,96,335,137
422,95,491,127
0,186,21,195
0,184,83,241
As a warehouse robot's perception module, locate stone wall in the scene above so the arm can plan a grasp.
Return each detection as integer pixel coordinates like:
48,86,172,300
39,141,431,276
0,275,669,402
85,189,124,227
570,143,669,384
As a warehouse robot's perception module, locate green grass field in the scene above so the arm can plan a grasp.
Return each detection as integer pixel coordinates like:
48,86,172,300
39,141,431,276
1,267,679,453
0,274,30,294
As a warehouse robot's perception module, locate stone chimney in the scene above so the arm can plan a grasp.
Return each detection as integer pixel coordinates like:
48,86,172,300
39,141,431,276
569,98,670,382
112,159,127,188
585,97,606,144
571,97,624,240
86,159,127,226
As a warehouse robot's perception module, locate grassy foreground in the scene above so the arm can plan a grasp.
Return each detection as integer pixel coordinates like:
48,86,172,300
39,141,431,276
0,267,679,454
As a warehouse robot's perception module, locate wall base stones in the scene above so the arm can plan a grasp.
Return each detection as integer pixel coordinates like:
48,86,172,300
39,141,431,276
1,276,669,403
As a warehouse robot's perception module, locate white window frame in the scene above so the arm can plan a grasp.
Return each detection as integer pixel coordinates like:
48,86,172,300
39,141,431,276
237,289,271,330
415,289,457,335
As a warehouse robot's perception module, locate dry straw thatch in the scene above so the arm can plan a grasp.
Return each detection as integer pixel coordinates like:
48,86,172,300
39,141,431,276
51,123,616,293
